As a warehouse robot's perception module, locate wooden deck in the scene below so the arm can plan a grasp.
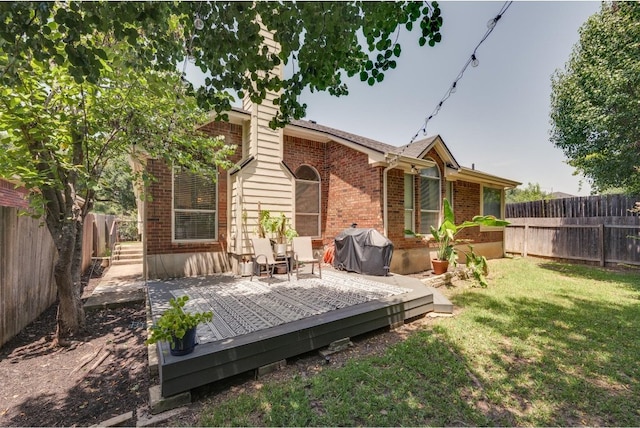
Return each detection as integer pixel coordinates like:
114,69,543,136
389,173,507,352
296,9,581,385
147,268,450,397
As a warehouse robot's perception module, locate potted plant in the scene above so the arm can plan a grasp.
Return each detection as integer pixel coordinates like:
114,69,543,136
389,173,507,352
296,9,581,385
145,296,213,356
258,209,298,256
429,198,509,275
240,255,253,277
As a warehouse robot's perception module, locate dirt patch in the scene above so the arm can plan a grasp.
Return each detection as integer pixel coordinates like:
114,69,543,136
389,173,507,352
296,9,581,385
0,268,453,426
0,267,150,427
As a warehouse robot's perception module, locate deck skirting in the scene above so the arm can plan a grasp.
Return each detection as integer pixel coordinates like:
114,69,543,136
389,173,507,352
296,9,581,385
148,271,443,397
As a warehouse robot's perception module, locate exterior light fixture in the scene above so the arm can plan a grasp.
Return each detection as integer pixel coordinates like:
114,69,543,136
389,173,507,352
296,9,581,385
471,54,479,67
194,17,204,30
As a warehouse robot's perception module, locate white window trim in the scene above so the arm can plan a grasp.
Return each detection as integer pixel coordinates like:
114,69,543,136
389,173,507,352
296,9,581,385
172,167,218,243
295,165,321,238
480,185,505,232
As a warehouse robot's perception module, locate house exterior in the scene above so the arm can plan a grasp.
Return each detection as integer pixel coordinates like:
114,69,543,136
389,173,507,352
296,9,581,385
139,29,520,279
0,178,29,209
140,104,520,279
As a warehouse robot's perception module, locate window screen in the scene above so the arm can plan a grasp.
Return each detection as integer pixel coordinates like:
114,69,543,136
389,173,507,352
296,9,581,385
419,164,440,234
173,169,217,241
483,186,502,218
295,165,320,237
404,174,414,232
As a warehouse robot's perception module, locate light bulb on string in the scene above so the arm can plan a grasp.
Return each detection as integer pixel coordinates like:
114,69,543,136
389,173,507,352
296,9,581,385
194,17,204,31
407,1,512,145
487,14,502,29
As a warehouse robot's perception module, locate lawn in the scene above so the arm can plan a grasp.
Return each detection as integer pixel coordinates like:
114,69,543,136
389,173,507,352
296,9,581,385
191,258,640,426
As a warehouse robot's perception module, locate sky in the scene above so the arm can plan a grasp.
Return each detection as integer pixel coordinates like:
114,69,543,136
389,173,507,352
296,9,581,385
186,1,602,196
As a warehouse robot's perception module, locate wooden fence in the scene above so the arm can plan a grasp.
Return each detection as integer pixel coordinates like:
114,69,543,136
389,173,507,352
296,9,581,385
506,194,639,218
505,195,640,266
0,206,57,348
1,208,117,348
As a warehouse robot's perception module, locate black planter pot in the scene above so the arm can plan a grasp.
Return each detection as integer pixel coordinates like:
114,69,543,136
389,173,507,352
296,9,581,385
170,327,197,356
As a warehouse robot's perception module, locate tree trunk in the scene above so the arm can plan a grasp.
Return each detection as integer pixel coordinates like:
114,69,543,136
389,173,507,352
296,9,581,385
51,218,86,343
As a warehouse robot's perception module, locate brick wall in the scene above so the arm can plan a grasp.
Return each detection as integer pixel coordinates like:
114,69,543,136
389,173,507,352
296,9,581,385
145,122,243,255
453,180,503,244
325,142,383,241
283,136,384,245
0,179,29,209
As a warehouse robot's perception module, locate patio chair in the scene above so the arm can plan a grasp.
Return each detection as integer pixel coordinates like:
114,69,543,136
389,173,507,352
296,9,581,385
250,237,290,281
292,236,322,280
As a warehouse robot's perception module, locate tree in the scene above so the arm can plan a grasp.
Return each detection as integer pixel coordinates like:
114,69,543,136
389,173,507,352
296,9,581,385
1,2,444,127
550,2,640,194
0,33,235,342
0,2,444,341
93,154,136,215
506,182,553,203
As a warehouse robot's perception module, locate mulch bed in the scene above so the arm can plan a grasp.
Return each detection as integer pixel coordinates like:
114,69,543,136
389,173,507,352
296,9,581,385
0,266,446,426
0,266,151,427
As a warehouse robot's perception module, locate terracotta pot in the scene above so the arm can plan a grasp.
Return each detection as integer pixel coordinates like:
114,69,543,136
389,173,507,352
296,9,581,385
431,259,449,275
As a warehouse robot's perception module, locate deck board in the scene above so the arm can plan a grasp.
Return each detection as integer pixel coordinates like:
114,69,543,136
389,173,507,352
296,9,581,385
147,269,442,397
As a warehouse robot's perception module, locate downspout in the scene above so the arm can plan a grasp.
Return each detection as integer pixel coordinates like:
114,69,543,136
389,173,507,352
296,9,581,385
382,155,398,237
142,190,147,283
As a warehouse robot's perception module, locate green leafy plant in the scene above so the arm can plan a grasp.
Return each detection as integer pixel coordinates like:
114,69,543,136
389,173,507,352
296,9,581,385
464,245,489,288
145,296,213,345
429,198,510,265
258,210,298,244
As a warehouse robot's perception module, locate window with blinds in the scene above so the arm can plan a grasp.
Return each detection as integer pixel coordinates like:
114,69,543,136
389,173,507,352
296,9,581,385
173,168,217,241
295,165,320,237
419,163,441,235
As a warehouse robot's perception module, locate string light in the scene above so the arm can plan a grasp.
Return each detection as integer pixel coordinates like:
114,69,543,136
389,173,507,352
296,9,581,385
194,16,204,31
408,1,513,144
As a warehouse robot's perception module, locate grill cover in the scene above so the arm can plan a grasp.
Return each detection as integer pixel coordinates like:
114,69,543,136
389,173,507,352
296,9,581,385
333,228,393,276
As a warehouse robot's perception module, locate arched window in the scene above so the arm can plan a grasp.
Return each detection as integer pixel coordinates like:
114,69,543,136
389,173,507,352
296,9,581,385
295,165,321,237
419,162,440,234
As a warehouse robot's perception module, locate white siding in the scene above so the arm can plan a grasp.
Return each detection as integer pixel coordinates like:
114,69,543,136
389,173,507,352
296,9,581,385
230,24,294,257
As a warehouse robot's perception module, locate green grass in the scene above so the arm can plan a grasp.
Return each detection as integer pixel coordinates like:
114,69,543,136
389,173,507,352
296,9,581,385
193,258,640,426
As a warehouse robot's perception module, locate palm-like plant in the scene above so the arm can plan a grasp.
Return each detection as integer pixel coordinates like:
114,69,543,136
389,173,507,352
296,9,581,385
430,198,510,265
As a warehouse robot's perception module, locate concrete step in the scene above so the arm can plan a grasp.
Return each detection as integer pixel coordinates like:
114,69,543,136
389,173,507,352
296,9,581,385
114,253,143,261
111,258,142,266
116,247,143,254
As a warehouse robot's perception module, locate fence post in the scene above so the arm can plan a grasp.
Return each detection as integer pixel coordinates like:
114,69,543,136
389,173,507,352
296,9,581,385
599,223,605,267
523,223,528,257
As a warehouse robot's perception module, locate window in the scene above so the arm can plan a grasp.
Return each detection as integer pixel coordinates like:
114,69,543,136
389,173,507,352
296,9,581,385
404,174,415,234
445,181,454,207
482,186,502,218
295,165,320,237
173,168,217,241
419,163,440,234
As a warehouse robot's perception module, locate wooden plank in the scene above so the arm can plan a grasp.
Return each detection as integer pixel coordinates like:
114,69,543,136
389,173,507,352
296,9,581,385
0,207,57,347
158,286,434,397
599,223,605,267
